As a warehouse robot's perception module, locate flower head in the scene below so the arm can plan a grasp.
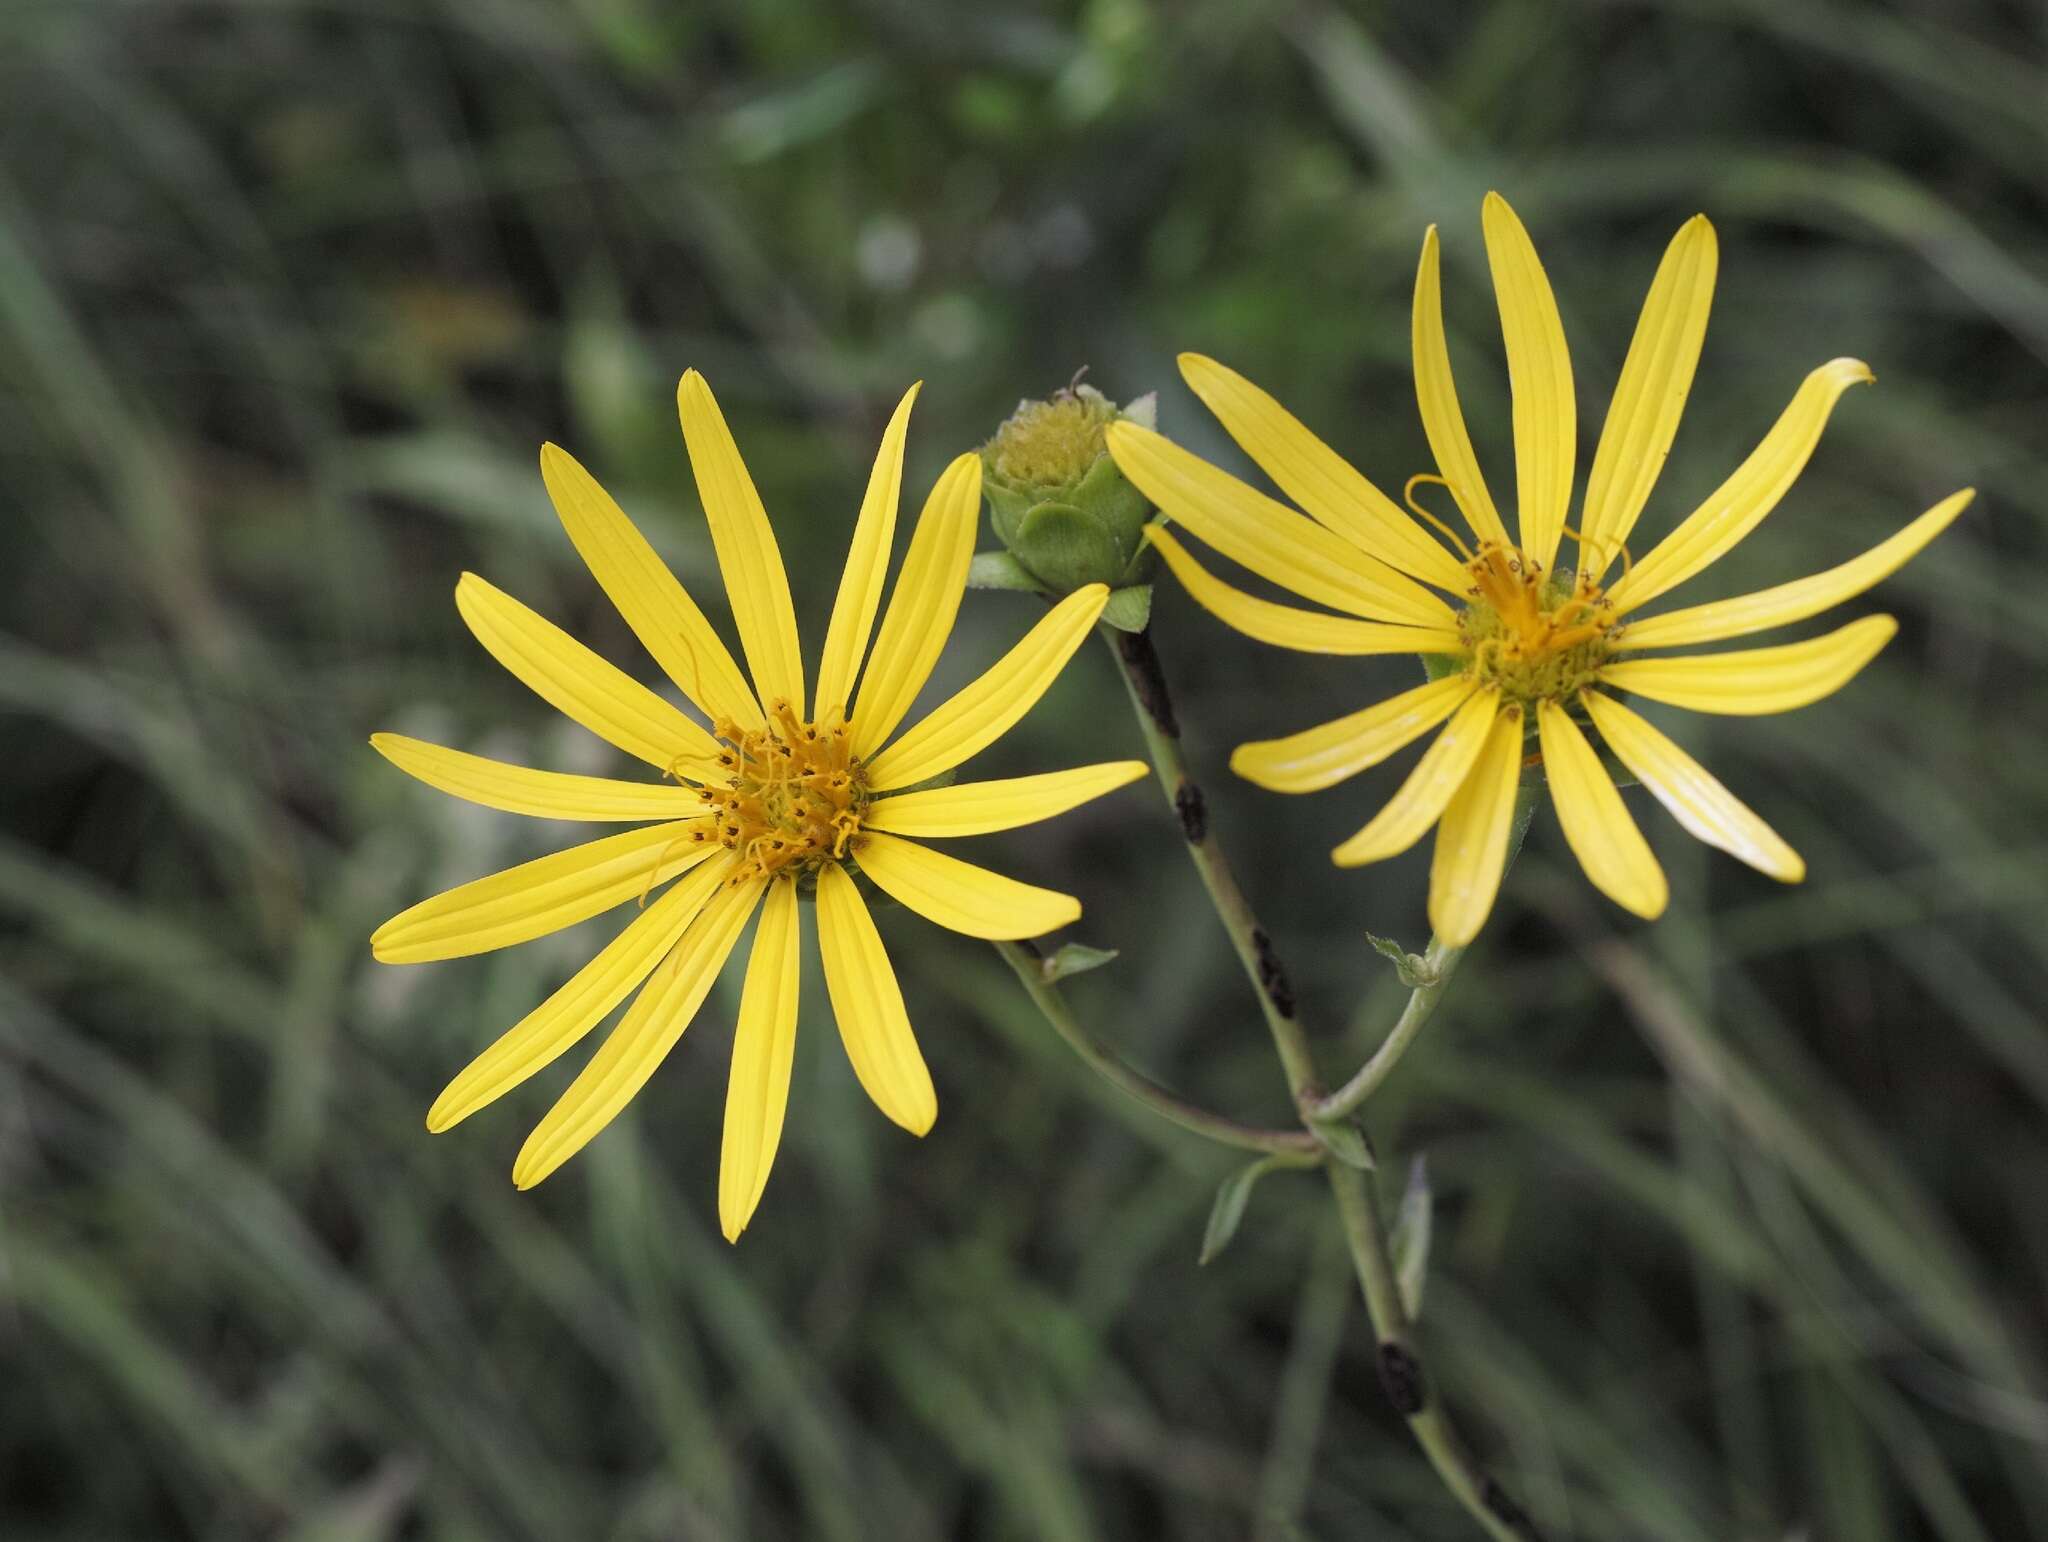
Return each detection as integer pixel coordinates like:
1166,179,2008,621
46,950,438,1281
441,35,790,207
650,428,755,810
373,372,1143,1237
1107,193,1969,948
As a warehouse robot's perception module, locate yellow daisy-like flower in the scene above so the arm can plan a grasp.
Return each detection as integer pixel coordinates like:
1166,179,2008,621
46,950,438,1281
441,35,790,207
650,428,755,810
373,371,1144,1238
1107,193,1970,948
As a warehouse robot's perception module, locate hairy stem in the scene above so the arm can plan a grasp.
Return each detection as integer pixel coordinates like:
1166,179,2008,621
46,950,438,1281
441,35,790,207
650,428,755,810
992,938,1322,1158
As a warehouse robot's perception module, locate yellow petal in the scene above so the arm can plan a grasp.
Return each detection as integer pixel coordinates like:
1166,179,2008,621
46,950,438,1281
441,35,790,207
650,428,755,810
457,573,719,770
865,584,1107,792
512,874,765,1188
1535,700,1668,919
1177,352,1470,591
426,858,731,1131
814,863,936,1134
1581,690,1803,881
1231,675,1474,794
1103,421,1456,628
371,734,709,821
1598,615,1895,715
813,383,921,721
863,762,1148,838
1578,215,1717,582
372,820,715,964
1614,489,1972,651
1332,689,1502,867
1482,192,1576,573
719,878,801,1241
676,370,805,711
854,832,1080,940
1413,225,1511,548
1427,705,1525,947
539,442,761,728
849,453,983,756
1146,527,1464,656
1608,358,1874,613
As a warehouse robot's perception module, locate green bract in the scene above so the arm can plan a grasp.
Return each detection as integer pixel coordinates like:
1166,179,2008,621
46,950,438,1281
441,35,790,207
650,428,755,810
982,383,1157,593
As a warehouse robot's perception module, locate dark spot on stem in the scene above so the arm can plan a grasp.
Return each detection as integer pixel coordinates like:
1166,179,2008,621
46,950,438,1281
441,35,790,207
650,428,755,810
1482,1478,1544,1540
1174,781,1207,843
1115,627,1179,738
1252,928,1295,1018
1377,1342,1425,1416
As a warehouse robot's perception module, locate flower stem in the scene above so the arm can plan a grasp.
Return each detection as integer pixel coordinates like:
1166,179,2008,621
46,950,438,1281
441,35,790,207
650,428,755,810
992,938,1322,1158
1101,623,1541,1542
1104,626,1323,1106
1307,786,1537,1122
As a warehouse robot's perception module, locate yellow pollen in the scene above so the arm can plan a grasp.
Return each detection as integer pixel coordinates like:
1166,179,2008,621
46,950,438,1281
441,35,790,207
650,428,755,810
1458,543,1617,705
706,699,869,884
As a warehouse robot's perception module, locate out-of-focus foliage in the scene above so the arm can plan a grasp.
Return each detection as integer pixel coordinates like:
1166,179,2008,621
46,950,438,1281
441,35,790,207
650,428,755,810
3,2,2045,1538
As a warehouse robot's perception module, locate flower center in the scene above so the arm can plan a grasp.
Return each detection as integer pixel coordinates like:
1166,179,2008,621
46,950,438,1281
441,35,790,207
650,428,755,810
696,700,869,884
1458,543,1617,705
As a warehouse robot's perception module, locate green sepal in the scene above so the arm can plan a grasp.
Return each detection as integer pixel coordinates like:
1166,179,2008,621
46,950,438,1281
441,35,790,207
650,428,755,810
967,550,1042,593
1013,502,1124,592
1200,1153,1285,1265
1099,584,1152,633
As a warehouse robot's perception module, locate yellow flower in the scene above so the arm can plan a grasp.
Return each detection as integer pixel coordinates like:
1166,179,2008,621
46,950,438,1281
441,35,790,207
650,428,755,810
373,371,1144,1238
1107,193,1970,949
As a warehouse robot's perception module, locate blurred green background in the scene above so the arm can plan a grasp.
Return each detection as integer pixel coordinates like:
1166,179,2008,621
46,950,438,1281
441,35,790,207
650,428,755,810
5,2,2046,1538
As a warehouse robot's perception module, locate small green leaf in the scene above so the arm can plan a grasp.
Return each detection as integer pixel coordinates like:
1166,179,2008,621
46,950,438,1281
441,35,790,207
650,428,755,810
967,550,1043,592
1309,1117,1375,1170
1039,942,1119,984
1365,932,1434,989
1099,584,1152,633
1391,1156,1433,1320
1014,502,1124,591
1200,1154,1282,1265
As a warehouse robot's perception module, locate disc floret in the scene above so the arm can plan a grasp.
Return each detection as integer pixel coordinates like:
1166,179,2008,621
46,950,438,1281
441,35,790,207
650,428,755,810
697,699,870,883
1458,543,1617,707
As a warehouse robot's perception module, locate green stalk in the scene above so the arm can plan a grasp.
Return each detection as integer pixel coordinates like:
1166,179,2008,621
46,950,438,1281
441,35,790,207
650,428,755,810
991,939,1322,1159
1101,623,1540,1542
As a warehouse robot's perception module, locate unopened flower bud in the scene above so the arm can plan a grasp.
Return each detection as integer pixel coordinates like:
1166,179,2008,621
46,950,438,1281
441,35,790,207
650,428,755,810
981,382,1156,593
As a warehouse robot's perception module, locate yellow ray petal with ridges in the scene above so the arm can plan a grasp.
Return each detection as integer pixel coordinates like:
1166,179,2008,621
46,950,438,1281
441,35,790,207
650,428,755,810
1579,215,1717,581
855,832,1081,940
371,734,710,821
863,762,1148,838
456,573,719,770
513,874,766,1188
850,452,983,756
1582,690,1803,881
1535,701,1668,919
1103,421,1456,628
814,383,921,721
719,878,800,1241
866,584,1107,792
372,820,715,964
1146,527,1464,656
1608,358,1874,613
1178,352,1470,591
814,863,936,1134
1614,489,1971,652
1332,688,1502,867
1413,225,1511,548
1427,705,1525,947
539,442,761,728
1483,193,1576,573
676,370,805,711
1231,675,1474,795
1598,615,1895,715
427,858,731,1131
